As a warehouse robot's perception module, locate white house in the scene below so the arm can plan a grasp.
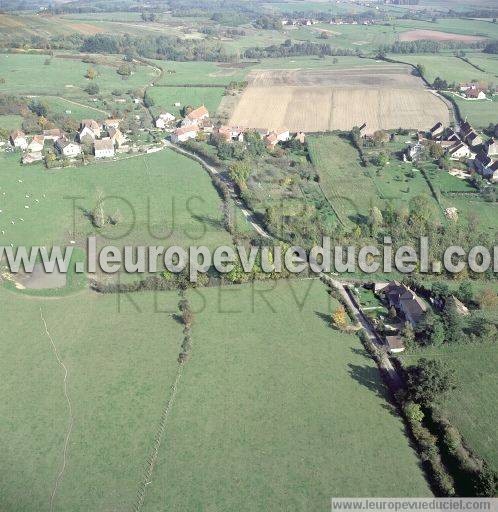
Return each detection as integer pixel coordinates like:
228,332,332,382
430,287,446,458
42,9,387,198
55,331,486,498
43,128,64,141
155,112,176,129
103,118,121,130
448,142,472,160
484,138,498,158
94,138,115,158
27,135,45,153
108,127,126,148
10,130,28,150
475,155,498,181
171,125,199,143
182,105,209,127
275,128,290,142
79,125,97,141
80,119,101,138
55,139,81,157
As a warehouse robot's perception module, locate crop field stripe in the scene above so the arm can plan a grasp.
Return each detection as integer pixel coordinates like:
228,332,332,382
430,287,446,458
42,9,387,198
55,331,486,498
39,307,74,512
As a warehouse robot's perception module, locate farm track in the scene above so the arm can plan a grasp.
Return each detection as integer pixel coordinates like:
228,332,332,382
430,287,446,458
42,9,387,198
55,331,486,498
39,307,74,512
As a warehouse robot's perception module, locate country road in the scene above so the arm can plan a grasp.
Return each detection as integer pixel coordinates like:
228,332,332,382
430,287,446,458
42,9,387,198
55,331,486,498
164,140,271,238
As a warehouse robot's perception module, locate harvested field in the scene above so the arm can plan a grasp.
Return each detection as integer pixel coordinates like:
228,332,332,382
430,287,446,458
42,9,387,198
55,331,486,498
68,22,104,35
399,29,488,42
229,66,450,134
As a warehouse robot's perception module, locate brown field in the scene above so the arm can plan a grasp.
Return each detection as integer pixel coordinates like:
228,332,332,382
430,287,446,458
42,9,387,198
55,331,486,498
68,22,104,35
229,66,450,134
399,29,488,42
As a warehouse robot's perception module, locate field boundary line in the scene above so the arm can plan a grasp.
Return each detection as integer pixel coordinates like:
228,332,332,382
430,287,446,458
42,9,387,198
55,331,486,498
132,363,184,512
39,307,74,512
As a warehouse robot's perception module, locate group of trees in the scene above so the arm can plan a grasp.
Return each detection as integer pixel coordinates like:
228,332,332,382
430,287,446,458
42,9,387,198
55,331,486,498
244,40,357,59
379,39,486,55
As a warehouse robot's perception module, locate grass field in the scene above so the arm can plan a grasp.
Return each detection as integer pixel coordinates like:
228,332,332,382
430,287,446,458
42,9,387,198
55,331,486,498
402,342,497,472
141,280,431,510
391,53,497,86
453,95,498,128
0,287,184,512
308,134,441,226
0,148,232,249
148,86,226,117
0,53,156,97
0,114,23,131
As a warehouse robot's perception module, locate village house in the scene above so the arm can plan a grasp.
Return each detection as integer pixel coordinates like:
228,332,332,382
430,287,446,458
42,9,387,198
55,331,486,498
10,130,28,150
376,281,428,326
265,132,278,148
466,130,483,148
484,138,498,158
43,128,65,141
103,118,121,130
448,142,473,160
171,124,200,143
466,88,486,100
429,122,444,139
214,125,233,143
295,132,306,144
182,105,209,127
108,127,126,148
94,138,115,158
55,139,81,157
200,118,214,134
155,112,176,129
22,151,43,165
385,335,405,354
80,119,102,138
405,141,424,162
475,154,498,182
27,135,45,153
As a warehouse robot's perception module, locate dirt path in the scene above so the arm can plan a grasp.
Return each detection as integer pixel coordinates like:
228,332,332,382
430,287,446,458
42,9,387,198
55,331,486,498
165,141,271,238
39,307,74,512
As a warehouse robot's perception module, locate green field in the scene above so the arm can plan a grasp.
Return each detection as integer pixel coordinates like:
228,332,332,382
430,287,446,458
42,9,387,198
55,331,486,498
148,86,226,117
308,134,441,226
0,114,23,131
0,287,184,512
0,53,156,97
0,148,232,249
402,342,497,472
141,280,431,510
453,95,498,128
391,53,497,86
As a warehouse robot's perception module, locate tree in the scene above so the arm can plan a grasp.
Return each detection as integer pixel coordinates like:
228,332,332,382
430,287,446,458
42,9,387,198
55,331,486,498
28,99,48,117
368,206,383,235
442,300,463,344
117,63,132,76
91,190,106,228
400,321,416,349
85,83,99,95
416,63,425,77
372,130,388,146
86,67,97,80
457,281,473,304
331,305,347,330
404,401,424,423
416,311,445,346
143,92,154,108
406,358,457,406
229,160,251,187
477,287,498,310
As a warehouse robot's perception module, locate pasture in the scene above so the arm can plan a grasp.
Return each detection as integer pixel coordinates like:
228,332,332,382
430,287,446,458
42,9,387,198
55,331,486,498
229,65,450,134
308,134,444,226
391,53,497,86
452,95,498,129
0,287,184,512
148,86,226,117
0,53,156,97
141,280,431,511
402,341,497,472
0,148,232,249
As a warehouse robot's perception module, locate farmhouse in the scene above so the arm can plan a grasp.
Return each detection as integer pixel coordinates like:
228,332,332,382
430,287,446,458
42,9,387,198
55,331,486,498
214,125,233,143
43,128,65,141
171,125,199,143
466,88,486,100
405,142,424,162
155,112,176,129
429,122,444,139
79,125,97,141
10,130,28,150
484,138,498,158
27,135,45,153
200,118,214,134
103,118,121,130
376,281,428,326
183,105,209,127
22,151,43,165
448,142,472,160
385,335,405,354
466,130,483,148
475,154,498,182
81,119,102,138
108,127,126,148
94,138,115,158
55,139,81,157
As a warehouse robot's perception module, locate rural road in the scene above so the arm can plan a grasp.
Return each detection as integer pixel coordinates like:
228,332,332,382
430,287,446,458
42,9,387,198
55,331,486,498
166,140,401,385
164,140,271,238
